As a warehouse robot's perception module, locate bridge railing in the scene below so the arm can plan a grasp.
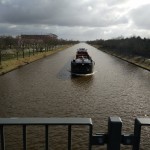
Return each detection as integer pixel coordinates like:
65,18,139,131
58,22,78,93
0,117,150,150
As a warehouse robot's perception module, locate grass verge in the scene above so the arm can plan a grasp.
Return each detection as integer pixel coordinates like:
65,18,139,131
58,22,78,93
0,45,71,76
93,45,150,71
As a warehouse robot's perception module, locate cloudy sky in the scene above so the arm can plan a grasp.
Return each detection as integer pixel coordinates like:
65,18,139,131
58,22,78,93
0,0,150,40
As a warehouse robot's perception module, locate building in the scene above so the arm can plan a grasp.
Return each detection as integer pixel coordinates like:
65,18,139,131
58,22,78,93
21,34,57,40
18,34,58,45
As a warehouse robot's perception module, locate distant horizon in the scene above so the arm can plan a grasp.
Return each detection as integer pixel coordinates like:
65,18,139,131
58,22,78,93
1,33,149,42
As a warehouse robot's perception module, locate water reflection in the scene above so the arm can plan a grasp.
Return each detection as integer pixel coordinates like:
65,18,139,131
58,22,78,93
71,75,94,86
56,62,71,80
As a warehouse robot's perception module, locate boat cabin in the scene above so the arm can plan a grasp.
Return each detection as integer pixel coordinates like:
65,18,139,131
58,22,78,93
76,48,90,59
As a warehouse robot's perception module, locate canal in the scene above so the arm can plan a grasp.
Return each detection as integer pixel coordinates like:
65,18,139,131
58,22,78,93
0,43,150,150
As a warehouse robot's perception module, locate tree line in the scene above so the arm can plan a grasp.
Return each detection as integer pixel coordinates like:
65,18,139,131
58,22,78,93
0,35,79,64
87,36,150,58
0,35,79,50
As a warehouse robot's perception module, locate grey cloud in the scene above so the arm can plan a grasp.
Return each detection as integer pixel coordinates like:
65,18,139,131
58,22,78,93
0,0,149,40
0,0,128,27
0,0,52,24
130,4,150,29
105,0,129,6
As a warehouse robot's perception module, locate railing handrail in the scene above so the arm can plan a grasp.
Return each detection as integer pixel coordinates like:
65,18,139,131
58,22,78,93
0,117,93,150
0,117,93,125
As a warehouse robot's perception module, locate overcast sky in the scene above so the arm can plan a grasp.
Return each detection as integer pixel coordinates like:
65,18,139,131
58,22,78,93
0,0,150,40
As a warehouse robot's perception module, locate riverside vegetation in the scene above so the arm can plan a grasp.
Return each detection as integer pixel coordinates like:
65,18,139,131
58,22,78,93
87,36,150,71
0,35,79,75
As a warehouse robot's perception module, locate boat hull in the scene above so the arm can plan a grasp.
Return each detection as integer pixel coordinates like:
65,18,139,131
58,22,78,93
71,61,94,75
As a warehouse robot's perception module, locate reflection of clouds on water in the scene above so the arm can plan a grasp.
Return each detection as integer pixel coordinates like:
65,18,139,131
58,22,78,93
70,75,94,90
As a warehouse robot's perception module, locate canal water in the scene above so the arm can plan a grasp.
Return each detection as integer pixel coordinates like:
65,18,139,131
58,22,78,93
0,43,150,150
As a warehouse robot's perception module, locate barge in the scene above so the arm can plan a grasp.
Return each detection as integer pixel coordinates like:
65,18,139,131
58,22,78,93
71,48,95,75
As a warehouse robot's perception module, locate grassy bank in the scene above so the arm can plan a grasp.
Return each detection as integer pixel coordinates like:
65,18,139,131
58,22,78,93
0,45,71,75
93,45,150,71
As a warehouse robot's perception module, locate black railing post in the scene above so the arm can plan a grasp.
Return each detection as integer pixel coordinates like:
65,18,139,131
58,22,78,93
23,125,26,150
132,118,150,150
107,117,122,150
68,125,72,150
133,118,141,150
0,125,5,150
45,125,49,150
89,125,93,150
0,50,2,65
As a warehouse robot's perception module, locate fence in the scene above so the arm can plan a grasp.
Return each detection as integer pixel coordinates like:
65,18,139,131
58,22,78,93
0,117,150,150
0,45,62,64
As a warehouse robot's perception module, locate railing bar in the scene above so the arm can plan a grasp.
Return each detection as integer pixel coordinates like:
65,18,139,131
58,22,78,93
23,125,27,150
89,125,93,150
45,125,49,150
0,125,5,150
68,125,72,150
133,119,141,150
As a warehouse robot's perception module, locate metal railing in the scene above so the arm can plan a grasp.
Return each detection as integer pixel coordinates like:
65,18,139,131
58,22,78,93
0,117,150,150
0,118,93,150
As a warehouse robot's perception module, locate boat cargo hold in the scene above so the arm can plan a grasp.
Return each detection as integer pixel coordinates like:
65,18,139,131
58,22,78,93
71,48,95,75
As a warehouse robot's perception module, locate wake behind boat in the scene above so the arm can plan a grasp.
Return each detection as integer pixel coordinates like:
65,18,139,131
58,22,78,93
71,48,95,75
